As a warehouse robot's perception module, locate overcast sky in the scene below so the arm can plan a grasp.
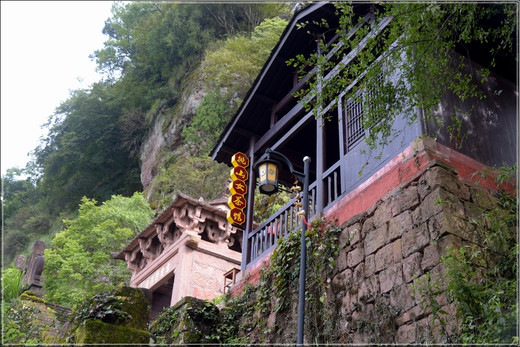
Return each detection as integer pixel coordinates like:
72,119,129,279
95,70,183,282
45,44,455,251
1,1,115,176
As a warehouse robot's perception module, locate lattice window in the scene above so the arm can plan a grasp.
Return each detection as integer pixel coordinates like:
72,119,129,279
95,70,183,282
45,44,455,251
344,93,365,151
344,73,383,152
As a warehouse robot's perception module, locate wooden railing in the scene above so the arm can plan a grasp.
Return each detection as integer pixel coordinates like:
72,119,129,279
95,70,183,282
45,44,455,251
245,196,306,266
244,158,343,268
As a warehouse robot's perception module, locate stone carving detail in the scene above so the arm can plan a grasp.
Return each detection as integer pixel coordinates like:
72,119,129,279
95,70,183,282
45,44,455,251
125,199,242,273
205,219,240,247
173,203,205,233
156,220,181,246
22,241,46,296
31,256,45,286
139,235,163,262
125,249,147,272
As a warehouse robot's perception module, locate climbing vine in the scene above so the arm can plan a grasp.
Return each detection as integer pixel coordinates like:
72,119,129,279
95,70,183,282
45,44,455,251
253,217,343,343
288,2,516,158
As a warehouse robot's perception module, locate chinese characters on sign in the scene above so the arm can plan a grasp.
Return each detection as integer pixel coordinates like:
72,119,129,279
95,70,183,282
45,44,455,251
227,152,249,225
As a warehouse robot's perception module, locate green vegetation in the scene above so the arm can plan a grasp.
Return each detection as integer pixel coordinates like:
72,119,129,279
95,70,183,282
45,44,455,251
74,319,150,345
2,167,53,264
2,2,290,265
182,91,231,156
289,2,516,155
146,155,230,211
70,285,151,344
253,218,343,342
149,15,288,209
2,291,64,345
1,265,25,304
443,181,517,343
201,16,289,94
150,296,221,344
34,82,144,212
411,166,518,344
149,291,255,344
43,193,153,307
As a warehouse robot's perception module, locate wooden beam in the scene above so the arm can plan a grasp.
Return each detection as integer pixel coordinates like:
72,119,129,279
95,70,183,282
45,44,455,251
219,145,240,158
270,14,370,117
272,70,311,115
255,101,305,153
254,93,277,106
235,127,261,139
271,110,314,152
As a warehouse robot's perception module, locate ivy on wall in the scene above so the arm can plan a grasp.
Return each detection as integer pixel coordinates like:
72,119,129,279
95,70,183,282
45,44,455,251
443,179,518,343
246,218,344,343
412,166,518,344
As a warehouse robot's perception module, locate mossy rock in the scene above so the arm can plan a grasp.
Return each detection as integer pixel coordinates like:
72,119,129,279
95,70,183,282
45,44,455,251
8,297,66,344
19,290,45,303
111,285,151,330
150,296,220,344
73,285,152,339
74,319,150,345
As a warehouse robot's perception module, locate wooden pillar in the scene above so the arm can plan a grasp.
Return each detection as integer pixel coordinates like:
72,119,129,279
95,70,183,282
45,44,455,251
242,137,257,271
316,116,325,214
315,40,325,214
338,98,347,194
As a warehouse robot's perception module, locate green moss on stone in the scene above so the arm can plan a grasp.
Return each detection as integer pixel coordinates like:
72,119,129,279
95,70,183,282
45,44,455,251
150,296,221,344
183,331,202,343
111,285,151,329
75,319,150,345
19,291,45,303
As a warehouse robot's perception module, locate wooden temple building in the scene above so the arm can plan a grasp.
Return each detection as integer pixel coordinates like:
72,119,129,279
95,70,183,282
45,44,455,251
210,2,516,275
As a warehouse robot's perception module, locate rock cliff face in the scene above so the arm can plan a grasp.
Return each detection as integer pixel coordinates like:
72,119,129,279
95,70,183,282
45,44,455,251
140,74,208,195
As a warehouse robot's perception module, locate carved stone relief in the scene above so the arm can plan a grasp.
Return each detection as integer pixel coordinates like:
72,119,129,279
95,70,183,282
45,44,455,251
125,248,147,272
125,198,242,276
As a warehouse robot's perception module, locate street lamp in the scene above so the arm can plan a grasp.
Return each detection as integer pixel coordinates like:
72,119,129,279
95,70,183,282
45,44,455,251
255,148,311,345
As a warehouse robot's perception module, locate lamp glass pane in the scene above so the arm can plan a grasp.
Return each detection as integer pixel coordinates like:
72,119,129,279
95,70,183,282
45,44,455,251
267,162,278,182
257,161,279,195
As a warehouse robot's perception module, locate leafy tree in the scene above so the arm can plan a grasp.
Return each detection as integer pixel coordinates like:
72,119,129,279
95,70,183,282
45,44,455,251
1,167,54,265
288,2,516,152
94,2,290,79
93,2,291,111
203,2,291,36
43,193,153,307
2,168,38,218
33,82,142,212
94,2,243,108
147,156,230,211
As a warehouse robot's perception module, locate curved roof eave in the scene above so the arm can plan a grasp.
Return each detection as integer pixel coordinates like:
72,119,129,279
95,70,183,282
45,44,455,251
113,190,228,260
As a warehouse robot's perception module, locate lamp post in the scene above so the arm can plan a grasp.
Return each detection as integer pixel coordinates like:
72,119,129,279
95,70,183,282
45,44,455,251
255,148,311,345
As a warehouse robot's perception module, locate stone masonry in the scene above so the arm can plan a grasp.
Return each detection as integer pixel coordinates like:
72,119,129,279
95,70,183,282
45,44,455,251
327,159,502,343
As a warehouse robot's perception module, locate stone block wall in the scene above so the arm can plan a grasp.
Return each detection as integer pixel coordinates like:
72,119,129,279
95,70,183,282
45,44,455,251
327,160,499,343
226,138,514,344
